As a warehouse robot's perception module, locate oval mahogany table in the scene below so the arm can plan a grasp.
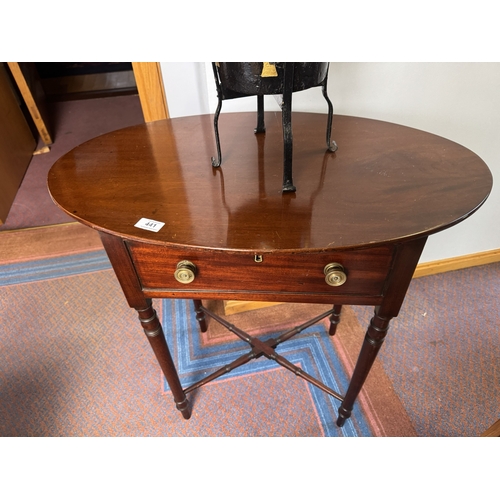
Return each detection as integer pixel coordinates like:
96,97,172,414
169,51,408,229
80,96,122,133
48,112,492,428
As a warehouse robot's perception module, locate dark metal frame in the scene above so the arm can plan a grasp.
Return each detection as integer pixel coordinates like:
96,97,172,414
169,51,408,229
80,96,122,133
211,62,338,192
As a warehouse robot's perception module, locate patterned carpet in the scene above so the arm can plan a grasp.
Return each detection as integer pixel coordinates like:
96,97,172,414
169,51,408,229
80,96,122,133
1,248,404,436
2,226,497,436
353,262,500,437
162,299,372,436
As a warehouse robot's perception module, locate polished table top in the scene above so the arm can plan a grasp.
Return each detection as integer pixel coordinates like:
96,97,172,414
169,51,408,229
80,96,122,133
48,113,492,252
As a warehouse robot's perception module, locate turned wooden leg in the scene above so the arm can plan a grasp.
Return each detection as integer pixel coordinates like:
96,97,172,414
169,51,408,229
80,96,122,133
193,299,208,332
336,308,391,427
136,300,191,419
328,304,343,336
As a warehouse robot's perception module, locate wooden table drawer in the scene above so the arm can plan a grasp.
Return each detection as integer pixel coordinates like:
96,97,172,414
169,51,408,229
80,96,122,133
127,242,395,298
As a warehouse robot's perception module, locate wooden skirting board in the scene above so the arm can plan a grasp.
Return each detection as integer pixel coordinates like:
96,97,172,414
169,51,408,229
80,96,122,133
223,248,500,315
413,247,500,278
481,418,500,437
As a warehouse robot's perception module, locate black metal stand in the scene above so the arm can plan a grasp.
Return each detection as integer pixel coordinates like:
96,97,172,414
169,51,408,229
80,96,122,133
211,62,338,193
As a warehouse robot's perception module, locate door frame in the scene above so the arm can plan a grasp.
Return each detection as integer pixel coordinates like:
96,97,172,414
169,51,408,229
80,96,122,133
131,62,169,122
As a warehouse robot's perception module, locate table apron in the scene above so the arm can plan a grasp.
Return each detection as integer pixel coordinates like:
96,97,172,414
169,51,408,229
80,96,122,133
141,287,385,306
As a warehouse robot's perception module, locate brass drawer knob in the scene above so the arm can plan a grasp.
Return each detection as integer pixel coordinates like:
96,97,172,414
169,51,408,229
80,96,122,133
174,260,197,284
324,262,347,286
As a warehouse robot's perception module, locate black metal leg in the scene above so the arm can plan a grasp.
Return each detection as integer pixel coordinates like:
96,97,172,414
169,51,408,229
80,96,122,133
282,63,296,193
322,78,338,153
255,95,266,133
211,96,222,167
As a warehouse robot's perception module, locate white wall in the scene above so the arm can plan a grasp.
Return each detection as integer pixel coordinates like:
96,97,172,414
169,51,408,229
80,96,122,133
161,62,500,263
160,62,211,117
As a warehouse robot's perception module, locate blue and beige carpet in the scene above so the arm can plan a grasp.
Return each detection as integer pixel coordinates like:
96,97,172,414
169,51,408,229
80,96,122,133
353,262,500,437
0,237,413,436
1,225,498,436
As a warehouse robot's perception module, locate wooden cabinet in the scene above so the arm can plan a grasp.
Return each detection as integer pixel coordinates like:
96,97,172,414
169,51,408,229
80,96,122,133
0,63,36,225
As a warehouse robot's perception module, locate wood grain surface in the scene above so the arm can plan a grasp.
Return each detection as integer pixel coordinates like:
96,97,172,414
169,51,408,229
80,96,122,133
48,113,492,252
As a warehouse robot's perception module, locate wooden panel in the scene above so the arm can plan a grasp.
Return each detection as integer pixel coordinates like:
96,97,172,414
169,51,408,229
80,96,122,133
481,418,500,437
132,62,169,122
0,63,36,225
127,242,394,298
223,300,282,315
0,223,102,263
40,70,137,98
414,248,500,278
228,246,500,315
7,62,52,145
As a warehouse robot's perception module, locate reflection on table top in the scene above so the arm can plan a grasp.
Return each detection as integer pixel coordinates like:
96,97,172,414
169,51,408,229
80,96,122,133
48,113,492,252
